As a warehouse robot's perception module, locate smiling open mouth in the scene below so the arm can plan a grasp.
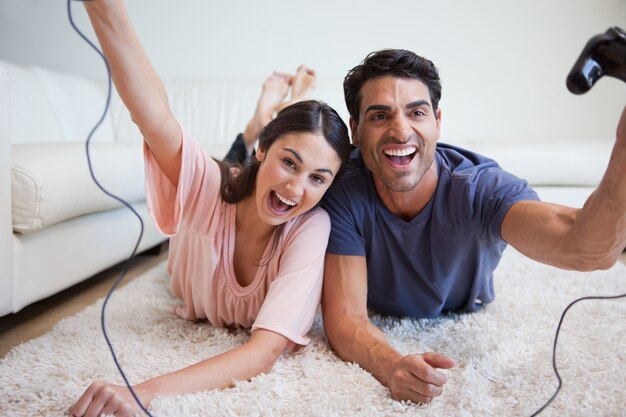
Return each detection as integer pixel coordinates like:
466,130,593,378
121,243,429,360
270,191,296,213
383,147,417,166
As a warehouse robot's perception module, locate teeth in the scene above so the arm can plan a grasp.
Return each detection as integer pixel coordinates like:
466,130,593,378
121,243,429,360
384,147,416,157
275,191,296,206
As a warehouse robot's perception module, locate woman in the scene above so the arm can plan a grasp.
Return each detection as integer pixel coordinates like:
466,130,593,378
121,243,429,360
69,1,350,416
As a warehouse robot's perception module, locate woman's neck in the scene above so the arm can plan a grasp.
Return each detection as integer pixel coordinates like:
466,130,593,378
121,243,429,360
235,194,275,242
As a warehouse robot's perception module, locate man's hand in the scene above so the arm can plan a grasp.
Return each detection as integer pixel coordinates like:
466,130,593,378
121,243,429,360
387,352,456,404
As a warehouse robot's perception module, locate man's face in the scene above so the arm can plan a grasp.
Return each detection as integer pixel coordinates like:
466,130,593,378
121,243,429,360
351,76,441,193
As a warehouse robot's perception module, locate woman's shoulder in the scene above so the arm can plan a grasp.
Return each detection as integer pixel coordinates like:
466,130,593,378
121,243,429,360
294,206,330,224
282,207,331,239
273,207,331,260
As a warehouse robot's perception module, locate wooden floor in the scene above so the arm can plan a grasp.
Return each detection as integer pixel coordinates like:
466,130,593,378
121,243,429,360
1,249,625,359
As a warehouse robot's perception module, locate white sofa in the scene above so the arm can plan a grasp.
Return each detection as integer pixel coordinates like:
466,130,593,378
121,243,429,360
0,60,173,317
0,58,614,317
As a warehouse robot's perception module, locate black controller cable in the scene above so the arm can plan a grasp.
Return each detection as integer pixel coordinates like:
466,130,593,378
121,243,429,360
67,1,155,416
530,292,626,416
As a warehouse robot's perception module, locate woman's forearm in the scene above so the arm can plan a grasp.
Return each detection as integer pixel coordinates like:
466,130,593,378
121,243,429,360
137,329,288,404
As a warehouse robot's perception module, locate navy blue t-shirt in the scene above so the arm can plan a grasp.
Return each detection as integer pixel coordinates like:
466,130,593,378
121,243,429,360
321,143,539,318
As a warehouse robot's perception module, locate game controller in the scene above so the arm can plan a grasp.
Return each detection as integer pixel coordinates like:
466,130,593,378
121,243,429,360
566,26,626,94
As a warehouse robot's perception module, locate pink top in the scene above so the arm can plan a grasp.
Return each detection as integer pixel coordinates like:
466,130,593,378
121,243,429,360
143,128,330,346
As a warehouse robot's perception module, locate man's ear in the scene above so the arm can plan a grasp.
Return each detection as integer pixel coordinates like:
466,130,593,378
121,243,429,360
435,108,442,139
349,117,360,147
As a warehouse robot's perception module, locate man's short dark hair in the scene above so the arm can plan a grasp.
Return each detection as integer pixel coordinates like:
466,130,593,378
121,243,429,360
343,49,442,123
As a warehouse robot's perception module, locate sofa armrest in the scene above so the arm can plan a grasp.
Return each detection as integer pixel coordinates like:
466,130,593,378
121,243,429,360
0,61,14,316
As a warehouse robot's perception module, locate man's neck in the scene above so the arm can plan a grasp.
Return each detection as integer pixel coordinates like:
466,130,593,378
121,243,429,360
374,162,438,221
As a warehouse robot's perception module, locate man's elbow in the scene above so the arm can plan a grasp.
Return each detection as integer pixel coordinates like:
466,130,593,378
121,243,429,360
556,236,626,271
568,251,621,272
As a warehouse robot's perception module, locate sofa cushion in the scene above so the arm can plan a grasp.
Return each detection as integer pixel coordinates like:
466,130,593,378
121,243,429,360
12,142,145,234
0,59,115,145
32,66,116,143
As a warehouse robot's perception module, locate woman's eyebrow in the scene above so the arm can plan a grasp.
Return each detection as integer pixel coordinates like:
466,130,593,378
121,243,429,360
283,147,334,176
283,147,303,163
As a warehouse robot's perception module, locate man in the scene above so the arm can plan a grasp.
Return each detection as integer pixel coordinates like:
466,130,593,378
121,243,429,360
320,48,626,405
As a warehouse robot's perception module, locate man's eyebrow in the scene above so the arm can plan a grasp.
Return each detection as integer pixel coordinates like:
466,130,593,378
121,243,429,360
364,104,392,113
283,147,335,176
406,100,431,109
364,100,431,113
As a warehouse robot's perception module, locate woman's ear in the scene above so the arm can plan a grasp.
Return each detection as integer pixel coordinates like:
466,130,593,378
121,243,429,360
255,147,265,162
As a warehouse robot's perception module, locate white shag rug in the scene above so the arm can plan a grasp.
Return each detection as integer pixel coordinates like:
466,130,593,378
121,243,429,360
1,248,625,417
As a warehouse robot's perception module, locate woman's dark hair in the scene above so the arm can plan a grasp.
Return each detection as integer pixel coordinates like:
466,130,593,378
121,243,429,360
343,49,442,123
217,99,350,205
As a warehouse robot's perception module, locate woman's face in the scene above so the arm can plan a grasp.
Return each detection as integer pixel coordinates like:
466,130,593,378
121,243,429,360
254,132,342,226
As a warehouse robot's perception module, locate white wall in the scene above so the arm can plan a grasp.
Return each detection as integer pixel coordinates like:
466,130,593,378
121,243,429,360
0,0,624,145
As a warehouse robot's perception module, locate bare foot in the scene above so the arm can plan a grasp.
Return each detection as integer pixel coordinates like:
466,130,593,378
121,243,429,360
277,65,317,112
291,65,317,101
243,72,292,148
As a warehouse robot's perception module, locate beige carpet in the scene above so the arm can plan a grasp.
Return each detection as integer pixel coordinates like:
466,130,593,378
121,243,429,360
1,248,625,417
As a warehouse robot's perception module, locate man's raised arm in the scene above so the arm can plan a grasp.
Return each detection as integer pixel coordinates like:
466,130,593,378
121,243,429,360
503,106,626,271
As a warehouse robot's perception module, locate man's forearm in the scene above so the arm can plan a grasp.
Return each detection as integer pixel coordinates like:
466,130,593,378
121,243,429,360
325,314,401,387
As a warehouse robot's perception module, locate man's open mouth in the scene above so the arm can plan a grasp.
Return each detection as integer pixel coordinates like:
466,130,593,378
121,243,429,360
383,147,417,166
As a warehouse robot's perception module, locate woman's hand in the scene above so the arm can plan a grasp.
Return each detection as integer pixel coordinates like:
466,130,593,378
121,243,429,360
69,381,147,417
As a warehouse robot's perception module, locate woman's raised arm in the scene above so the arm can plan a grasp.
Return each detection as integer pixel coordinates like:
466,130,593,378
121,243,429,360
84,0,182,185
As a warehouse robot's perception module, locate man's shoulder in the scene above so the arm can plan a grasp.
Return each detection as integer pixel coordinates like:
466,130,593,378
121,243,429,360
434,142,539,210
322,148,373,215
343,147,368,177
435,142,501,179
